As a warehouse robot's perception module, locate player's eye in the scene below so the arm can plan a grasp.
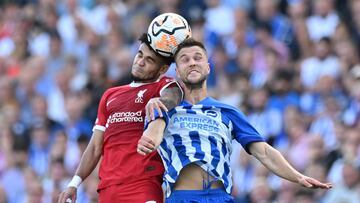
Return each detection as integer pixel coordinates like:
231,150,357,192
137,51,143,58
180,56,189,63
146,57,155,64
194,55,202,61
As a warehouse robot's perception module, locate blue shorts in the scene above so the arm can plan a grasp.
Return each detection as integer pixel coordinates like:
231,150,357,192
166,188,234,203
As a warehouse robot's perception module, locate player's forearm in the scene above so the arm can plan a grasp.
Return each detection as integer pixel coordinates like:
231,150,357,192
250,142,302,183
75,144,102,179
74,131,103,180
146,119,166,147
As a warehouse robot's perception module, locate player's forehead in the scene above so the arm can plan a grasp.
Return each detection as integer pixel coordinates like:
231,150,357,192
139,43,158,58
176,46,205,58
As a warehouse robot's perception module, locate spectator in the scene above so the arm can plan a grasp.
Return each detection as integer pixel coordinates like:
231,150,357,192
323,160,360,202
300,37,340,91
306,0,339,42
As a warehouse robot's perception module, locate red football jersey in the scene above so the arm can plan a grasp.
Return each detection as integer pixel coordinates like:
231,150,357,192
93,76,178,190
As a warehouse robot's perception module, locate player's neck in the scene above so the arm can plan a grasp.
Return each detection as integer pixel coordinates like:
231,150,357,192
132,77,160,84
184,85,207,104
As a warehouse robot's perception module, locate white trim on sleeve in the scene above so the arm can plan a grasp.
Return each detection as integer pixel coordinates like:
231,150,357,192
159,80,184,99
92,125,106,132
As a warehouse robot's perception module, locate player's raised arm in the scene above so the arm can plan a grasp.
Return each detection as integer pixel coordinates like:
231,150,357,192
58,130,104,203
249,142,333,189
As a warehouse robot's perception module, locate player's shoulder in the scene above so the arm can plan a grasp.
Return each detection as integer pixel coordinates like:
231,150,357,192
203,97,247,118
102,85,130,97
204,97,238,111
158,76,176,84
105,85,125,93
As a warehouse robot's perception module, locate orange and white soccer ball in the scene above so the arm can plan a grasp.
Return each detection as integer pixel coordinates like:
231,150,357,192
147,13,192,57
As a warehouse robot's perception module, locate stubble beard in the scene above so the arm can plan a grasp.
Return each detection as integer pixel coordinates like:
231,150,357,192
130,72,159,83
183,75,207,91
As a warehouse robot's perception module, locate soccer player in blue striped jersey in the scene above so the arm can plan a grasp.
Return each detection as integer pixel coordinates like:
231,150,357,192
138,38,333,202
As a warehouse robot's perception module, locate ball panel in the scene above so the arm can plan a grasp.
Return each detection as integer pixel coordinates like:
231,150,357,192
147,13,191,57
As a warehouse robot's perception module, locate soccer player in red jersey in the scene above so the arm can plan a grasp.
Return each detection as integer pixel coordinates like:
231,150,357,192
58,33,182,203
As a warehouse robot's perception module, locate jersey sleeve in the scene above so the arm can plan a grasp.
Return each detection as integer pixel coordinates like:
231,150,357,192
93,89,111,132
223,107,265,154
158,76,183,99
144,109,170,131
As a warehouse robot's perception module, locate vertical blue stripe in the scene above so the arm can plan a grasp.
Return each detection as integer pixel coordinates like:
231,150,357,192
221,137,227,156
161,139,177,178
189,131,205,159
160,139,170,168
211,169,220,177
222,162,230,190
173,134,190,166
208,136,220,170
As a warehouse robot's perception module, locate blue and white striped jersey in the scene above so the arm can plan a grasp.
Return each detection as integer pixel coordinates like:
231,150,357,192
151,97,265,197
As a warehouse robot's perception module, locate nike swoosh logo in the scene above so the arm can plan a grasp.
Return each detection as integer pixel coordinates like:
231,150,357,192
106,98,117,106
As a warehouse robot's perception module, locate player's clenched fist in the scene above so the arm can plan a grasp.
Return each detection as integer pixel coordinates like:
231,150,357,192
137,119,166,155
137,135,156,155
58,187,77,203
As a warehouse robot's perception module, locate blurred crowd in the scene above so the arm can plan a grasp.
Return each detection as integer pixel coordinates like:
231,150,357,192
0,0,359,202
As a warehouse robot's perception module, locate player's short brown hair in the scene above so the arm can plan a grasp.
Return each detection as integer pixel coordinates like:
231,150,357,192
138,33,173,66
173,38,207,59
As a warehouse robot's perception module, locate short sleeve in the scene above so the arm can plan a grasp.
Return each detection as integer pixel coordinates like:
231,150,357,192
158,77,183,98
223,108,265,154
93,90,111,132
144,109,170,131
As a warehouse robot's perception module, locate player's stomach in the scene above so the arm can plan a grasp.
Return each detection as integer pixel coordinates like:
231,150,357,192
173,163,224,190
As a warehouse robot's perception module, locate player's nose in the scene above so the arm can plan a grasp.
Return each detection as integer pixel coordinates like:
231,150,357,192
138,57,145,66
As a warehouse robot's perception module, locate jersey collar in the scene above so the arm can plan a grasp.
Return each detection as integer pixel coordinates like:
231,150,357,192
129,78,161,87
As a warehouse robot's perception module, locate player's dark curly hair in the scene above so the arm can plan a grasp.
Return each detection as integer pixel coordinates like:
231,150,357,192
173,38,207,59
138,33,173,66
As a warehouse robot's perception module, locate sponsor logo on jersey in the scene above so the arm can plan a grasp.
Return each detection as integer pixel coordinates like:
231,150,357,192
106,111,143,127
173,116,220,132
205,110,218,118
135,89,147,103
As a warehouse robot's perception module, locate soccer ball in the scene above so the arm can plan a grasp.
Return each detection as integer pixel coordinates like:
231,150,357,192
147,13,191,57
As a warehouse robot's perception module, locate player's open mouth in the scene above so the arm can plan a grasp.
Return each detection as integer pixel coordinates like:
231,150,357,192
188,70,200,75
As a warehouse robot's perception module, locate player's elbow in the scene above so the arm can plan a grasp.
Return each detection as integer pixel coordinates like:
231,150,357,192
250,142,272,161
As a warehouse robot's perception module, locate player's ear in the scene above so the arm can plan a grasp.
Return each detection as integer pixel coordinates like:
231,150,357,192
175,64,180,77
206,63,210,74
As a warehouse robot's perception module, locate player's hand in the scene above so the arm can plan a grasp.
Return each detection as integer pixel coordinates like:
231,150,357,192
297,175,333,189
137,135,156,156
58,187,77,203
146,97,168,121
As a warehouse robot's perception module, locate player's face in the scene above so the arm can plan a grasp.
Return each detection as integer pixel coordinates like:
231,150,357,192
131,43,167,83
175,46,210,87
